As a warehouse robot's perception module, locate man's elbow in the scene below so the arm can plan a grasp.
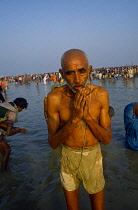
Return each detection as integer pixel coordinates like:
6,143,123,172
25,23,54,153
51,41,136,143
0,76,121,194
48,138,58,149
49,143,58,149
103,139,111,145
103,132,112,145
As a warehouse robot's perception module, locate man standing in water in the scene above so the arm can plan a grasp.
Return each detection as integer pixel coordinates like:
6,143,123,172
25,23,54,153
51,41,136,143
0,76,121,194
47,49,112,210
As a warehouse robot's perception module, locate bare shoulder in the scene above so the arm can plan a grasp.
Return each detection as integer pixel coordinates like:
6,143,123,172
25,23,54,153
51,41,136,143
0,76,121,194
89,84,108,96
47,85,66,105
89,84,109,108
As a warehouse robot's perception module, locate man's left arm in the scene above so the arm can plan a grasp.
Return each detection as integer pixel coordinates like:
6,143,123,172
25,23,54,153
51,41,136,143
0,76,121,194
84,88,112,145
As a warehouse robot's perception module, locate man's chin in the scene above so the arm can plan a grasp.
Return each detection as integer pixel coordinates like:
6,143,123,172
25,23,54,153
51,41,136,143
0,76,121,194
67,84,76,93
71,88,77,93
67,83,87,94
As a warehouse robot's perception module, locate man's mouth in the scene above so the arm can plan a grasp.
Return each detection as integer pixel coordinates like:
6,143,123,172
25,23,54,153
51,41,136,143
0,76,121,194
73,85,83,90
67,83,86,93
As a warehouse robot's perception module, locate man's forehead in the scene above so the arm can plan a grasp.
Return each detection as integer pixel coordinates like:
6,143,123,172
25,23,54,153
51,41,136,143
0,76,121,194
62,58,88,69
64,54,87,62
63,65,88,72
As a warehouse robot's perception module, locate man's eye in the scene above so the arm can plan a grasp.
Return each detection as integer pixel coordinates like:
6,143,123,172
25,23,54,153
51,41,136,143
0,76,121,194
80,70,86,74
79,68,86,74
65,71,73,75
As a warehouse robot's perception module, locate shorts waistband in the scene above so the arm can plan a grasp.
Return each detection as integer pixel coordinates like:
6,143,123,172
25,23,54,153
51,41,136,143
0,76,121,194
62,143,99,152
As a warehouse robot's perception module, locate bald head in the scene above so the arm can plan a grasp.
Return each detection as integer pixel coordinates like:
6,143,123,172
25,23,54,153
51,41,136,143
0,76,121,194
61,49,89,70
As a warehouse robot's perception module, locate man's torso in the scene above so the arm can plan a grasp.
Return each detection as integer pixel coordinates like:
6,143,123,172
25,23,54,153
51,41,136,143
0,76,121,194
56,84,104,149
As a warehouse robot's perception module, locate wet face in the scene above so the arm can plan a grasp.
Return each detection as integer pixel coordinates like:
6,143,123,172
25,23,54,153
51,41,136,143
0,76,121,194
61,50,91,93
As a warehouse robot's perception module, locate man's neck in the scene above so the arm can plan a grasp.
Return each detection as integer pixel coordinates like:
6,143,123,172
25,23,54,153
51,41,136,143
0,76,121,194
63,85,76,98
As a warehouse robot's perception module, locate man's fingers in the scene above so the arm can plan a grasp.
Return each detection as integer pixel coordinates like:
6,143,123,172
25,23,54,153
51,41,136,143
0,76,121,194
74,97,83,108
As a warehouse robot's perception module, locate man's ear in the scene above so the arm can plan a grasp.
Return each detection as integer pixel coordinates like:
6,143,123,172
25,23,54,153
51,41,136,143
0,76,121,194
88,65,92,74
59,69,64,78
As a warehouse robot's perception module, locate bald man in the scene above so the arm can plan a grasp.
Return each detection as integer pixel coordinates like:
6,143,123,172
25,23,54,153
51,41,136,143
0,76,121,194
47,49,112,210
124,102,138,150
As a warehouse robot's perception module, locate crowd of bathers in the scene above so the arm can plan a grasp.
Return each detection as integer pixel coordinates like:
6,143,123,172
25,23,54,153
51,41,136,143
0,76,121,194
0,65,138,86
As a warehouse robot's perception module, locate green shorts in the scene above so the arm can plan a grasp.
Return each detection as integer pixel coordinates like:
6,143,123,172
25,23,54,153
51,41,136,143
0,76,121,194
60,143,105,194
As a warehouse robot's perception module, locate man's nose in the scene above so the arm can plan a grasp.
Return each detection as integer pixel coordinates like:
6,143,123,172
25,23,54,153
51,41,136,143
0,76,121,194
74,72,80,83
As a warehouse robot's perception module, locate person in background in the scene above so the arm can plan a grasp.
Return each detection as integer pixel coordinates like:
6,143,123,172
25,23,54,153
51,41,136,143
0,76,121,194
35,76,39,85
47,49,112,210
43,74,49,85
0,98,28,171
0,86,5,102
52,73,57,83
124,102,138,150
1,78,9,95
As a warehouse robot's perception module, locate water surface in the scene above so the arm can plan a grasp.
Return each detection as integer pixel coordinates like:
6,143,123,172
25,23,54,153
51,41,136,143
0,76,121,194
0,78,138,210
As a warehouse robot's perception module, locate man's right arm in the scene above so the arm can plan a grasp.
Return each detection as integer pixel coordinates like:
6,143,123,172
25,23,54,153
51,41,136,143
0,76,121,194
47,92,78,149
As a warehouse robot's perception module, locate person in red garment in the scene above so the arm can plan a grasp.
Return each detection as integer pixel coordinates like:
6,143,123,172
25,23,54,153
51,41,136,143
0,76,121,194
47,49,112,210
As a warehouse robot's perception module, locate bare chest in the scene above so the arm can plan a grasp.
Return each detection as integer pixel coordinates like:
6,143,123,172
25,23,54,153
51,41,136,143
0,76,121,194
59,94,101,125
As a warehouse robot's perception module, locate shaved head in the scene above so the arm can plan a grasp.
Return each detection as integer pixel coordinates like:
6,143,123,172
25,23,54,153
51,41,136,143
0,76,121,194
61,49,89,70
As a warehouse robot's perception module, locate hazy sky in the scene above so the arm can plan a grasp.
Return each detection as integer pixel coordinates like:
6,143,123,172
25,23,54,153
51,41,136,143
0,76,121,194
0,0,138,77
